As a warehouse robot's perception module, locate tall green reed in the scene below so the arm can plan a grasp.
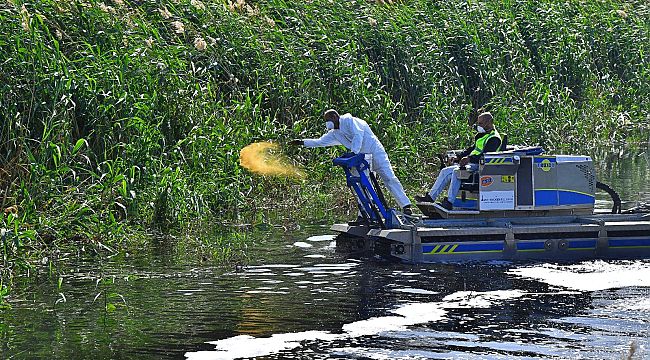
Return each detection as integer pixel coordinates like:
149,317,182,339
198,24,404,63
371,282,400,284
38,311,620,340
0,0,647,283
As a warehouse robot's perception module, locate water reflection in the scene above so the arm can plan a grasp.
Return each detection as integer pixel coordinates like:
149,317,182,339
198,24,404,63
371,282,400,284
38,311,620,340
184,231,649,360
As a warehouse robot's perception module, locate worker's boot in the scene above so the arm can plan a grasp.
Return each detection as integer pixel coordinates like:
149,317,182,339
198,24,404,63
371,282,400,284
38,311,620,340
415,194,435,203
441,198,454,210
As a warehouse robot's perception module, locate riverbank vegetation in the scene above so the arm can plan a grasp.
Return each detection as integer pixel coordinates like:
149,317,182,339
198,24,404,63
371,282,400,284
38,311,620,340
1,0,648,285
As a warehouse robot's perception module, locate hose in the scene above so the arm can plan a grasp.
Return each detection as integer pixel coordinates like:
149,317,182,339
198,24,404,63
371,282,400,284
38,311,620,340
369,171,388,209
596,181,621,214
361,186,385,228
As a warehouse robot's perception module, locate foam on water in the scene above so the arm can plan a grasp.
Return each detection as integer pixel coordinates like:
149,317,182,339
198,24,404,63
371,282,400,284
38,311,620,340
185,290,528,360
509,260,650,291
342,303,447,337
292,241,313,248
442,290,527,308
305,235,336,242
392,287,438,295
609,296,650,311
185,331,339,360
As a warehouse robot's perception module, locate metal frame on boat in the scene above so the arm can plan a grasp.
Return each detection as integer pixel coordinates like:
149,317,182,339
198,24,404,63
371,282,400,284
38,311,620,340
331,152,650,263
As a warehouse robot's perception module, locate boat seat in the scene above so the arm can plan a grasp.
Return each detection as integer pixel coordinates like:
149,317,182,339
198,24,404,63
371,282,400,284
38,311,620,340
457,134,507,192
458,169,479,192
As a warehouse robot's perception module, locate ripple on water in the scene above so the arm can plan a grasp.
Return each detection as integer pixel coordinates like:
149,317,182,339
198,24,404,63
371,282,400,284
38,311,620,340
247,264,298,269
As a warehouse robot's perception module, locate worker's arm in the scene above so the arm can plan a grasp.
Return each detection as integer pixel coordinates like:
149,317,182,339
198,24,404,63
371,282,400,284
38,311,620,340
302,131,340,148
458,144,474,159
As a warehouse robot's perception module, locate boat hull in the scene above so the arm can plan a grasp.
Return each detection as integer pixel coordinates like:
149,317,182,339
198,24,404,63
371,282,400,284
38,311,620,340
332,213,650,263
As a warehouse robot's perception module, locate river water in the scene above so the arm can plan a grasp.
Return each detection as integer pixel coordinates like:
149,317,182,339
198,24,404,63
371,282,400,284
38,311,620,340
1,149,650,359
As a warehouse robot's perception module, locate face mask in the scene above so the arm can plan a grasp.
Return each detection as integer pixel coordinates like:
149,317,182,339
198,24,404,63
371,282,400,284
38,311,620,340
325,121,334,130
476,125,486,133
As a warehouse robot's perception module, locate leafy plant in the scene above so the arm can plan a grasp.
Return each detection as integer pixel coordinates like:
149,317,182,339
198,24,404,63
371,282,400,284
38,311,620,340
0,0,647,286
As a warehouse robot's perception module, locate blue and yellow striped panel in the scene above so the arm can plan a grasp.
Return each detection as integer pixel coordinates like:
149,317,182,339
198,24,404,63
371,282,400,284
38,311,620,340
485,157,514,165
609,238,650,249
423,242,503,255
567,239,597,251
516,241,546,252
518,240,597,251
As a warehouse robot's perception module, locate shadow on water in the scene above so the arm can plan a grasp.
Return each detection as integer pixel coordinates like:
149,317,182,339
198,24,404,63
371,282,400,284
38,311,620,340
1,148,649,360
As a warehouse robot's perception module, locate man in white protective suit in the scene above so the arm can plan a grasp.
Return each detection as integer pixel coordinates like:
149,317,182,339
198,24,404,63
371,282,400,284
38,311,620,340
290,109,413,216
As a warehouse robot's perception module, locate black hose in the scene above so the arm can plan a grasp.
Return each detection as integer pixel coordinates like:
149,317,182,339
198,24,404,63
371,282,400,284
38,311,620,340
369,171,388,209
361,186,385,229
596,181,621,214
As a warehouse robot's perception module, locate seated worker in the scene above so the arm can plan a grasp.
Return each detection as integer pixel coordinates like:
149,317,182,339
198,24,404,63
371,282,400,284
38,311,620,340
291,109,413,215
415,111,501,209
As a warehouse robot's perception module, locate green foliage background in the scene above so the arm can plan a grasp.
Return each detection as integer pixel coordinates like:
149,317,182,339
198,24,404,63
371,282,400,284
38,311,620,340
0,0,648,277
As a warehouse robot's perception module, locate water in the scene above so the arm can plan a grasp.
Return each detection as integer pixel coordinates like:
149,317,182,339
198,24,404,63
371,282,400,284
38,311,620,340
1,149,650,360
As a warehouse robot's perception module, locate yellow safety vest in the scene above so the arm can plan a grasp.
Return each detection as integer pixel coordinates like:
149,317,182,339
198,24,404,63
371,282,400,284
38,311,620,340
469,129,501,156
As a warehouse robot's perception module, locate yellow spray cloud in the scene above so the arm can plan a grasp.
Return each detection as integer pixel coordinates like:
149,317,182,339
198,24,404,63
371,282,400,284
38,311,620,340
239,142,305,179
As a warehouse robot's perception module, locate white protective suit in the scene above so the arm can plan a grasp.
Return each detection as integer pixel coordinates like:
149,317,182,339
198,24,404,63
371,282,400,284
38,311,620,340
303,113,411,208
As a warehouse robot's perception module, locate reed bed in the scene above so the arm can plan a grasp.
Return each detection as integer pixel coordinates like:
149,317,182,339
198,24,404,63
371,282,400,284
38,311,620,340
0,0,648,285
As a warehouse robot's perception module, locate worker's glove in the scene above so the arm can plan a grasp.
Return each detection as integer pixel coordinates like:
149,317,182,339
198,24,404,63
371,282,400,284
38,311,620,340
289,139,304,146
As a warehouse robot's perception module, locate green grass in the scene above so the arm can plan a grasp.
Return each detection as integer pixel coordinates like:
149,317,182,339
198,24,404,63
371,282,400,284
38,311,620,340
0,0,648,283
